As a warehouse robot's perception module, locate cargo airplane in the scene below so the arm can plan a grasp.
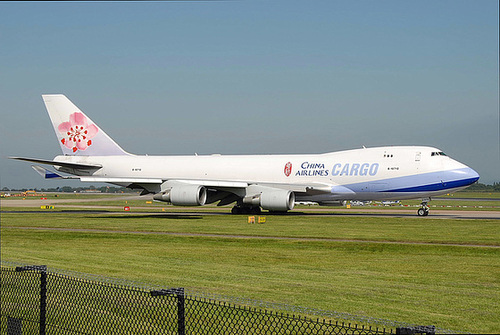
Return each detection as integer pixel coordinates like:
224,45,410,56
11,95,480,216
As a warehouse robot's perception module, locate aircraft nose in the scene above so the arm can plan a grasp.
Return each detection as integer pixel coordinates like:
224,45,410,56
460,166,480,185
466,167,480,183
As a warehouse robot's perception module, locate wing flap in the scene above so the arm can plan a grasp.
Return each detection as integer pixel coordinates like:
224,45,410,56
79,177,163,184
164,179,249,188
170,180,336,194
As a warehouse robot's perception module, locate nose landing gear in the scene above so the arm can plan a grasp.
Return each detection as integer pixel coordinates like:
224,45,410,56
417,199,430,216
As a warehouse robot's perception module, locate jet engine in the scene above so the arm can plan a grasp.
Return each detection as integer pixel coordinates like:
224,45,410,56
244,189,295,211
260,189,295,211
153,185,207,206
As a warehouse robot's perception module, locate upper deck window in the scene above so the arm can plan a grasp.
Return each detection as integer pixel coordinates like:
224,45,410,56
431,152,447,156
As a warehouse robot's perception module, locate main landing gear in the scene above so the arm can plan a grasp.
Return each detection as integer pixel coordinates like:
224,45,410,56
231,205,262,215
417,200,430,216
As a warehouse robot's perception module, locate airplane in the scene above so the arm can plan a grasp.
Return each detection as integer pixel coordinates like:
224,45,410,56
11,94,480,216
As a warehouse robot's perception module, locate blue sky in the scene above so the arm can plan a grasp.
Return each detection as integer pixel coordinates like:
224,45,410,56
0,0,498,188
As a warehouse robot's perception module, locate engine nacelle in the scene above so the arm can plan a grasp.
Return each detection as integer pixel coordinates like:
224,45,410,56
259,189,295,211
153,185,207,206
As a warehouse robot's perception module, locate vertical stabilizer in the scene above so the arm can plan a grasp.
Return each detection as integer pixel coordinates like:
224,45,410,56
42,94,129,156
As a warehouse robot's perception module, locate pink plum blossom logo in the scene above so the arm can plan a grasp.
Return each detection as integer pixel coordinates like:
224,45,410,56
284,162,292,177
58,112,98,152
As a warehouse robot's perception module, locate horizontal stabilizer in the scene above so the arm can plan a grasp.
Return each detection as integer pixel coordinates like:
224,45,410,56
29,166,162,186
31,165,76,179
9,157,102,170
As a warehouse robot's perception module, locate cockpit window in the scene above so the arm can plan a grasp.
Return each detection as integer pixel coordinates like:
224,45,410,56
431,152,447,156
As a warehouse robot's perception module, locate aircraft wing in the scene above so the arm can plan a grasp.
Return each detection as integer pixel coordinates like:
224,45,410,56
28,164,342,196
26,163,348,210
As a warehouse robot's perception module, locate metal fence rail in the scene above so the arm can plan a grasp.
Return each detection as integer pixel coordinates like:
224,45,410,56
1,264,437,335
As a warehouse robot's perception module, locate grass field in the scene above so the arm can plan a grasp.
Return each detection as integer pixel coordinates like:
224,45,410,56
1,193,499,333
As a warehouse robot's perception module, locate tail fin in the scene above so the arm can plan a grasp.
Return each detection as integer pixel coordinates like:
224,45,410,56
42,95,129,156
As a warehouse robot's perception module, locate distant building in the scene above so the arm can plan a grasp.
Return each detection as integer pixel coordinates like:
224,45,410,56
80,189,102,193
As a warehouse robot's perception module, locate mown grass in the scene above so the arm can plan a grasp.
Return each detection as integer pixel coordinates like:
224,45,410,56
442,191,500,198
1,210,499,333
2,212,499,246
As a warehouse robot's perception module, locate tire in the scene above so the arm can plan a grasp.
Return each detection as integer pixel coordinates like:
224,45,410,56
251,207,262,214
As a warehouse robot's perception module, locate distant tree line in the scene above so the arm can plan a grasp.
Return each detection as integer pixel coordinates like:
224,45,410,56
1,186,136,193
461,182,500,192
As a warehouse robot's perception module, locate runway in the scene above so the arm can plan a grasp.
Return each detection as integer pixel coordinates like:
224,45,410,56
2,196,499,219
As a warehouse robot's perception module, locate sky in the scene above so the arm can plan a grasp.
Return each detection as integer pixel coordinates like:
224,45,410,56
0,0,498,189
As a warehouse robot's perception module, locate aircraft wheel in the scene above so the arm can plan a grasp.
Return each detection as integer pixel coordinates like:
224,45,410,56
417,208,430,216
232,206,262,215
251,207,262,214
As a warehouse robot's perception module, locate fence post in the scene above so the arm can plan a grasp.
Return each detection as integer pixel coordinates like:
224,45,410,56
15,265,47,335
39,268,47,335
177,288,185,335
150,288,185,335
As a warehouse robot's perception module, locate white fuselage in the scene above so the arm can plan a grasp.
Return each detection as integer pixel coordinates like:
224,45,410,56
53,145,479,204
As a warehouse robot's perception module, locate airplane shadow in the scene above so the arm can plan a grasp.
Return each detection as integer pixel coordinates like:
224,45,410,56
86,213,204,220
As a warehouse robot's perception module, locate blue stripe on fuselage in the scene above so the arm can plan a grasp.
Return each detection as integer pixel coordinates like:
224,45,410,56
342,168,479,194
383,177,479,192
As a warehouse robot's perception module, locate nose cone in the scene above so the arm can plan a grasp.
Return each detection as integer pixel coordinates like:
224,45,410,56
454,166,480,187
465,167,480,184
445,156,480,187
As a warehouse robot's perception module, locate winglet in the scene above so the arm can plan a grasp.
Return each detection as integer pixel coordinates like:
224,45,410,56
42,94,130,156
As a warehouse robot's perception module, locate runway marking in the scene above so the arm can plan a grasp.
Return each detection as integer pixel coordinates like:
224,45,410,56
3,226,499,248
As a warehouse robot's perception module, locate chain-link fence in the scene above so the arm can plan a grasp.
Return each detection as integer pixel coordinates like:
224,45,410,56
1,263,437,335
